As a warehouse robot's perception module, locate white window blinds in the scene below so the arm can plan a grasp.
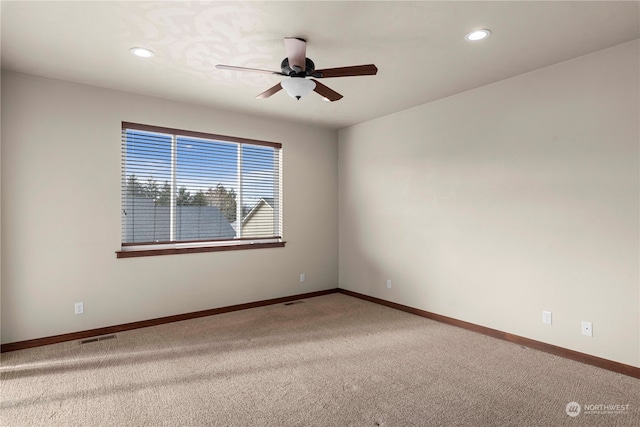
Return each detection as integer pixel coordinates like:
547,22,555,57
120,122,282,254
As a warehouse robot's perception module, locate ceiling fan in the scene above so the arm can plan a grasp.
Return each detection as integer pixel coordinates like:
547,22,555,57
216,37,378,102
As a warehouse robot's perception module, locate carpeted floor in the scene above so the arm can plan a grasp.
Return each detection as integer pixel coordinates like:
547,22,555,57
1,293,638,426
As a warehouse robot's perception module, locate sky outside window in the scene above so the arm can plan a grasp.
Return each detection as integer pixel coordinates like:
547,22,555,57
124,130,277,211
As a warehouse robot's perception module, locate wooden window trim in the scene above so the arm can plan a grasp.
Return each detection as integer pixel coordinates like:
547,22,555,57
121,236,283,247
122,122,282,149
116,241,286,258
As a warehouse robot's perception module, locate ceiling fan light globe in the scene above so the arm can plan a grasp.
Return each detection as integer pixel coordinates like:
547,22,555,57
281,78,316,100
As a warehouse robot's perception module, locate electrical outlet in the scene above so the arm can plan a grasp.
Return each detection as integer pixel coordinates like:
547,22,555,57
74,302,84,315
299,273,305,283
386,279,392,289
542,311,552,325
581,321,593,337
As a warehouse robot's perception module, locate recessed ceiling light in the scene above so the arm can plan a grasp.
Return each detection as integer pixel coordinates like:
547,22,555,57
130,47,155,58
465,29,491,42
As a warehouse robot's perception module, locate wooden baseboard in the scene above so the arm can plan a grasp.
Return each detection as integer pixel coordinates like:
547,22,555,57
0,288,339,353
4,287,638,379
338,288,640,379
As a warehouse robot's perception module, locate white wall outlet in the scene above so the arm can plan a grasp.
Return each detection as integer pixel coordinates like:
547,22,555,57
299,273,305,283
386,279,392,289
542,311,552,325
581,321,593,337
74,302,84,315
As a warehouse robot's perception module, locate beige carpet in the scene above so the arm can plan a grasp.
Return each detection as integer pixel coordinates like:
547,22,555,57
1,293,638,426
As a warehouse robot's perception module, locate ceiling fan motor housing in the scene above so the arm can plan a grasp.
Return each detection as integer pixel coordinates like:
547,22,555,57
281,57,316,77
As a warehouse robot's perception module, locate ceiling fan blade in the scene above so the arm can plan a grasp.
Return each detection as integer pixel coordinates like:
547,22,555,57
284,37,307,72
313,64,378,78
311,79,343,102
216,64,285,76
256,83,283,99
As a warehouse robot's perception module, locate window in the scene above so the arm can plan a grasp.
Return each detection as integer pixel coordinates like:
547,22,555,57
118,122,283,258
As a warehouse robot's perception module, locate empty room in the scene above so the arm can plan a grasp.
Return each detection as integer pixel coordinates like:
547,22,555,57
1,1,639,426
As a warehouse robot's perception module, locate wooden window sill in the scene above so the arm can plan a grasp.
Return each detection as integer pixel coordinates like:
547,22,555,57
116,241,286,258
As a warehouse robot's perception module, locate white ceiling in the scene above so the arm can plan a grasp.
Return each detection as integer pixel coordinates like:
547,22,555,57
2,1,639,130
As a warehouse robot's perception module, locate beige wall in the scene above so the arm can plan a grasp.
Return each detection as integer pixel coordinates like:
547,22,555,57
1,71,338,344
338,40,639,367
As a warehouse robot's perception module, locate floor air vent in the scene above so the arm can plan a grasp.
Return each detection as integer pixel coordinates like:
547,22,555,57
284,301,304,306
80,334,117,344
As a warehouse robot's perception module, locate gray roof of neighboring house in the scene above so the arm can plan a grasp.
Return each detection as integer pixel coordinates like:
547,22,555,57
123,197,235,243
